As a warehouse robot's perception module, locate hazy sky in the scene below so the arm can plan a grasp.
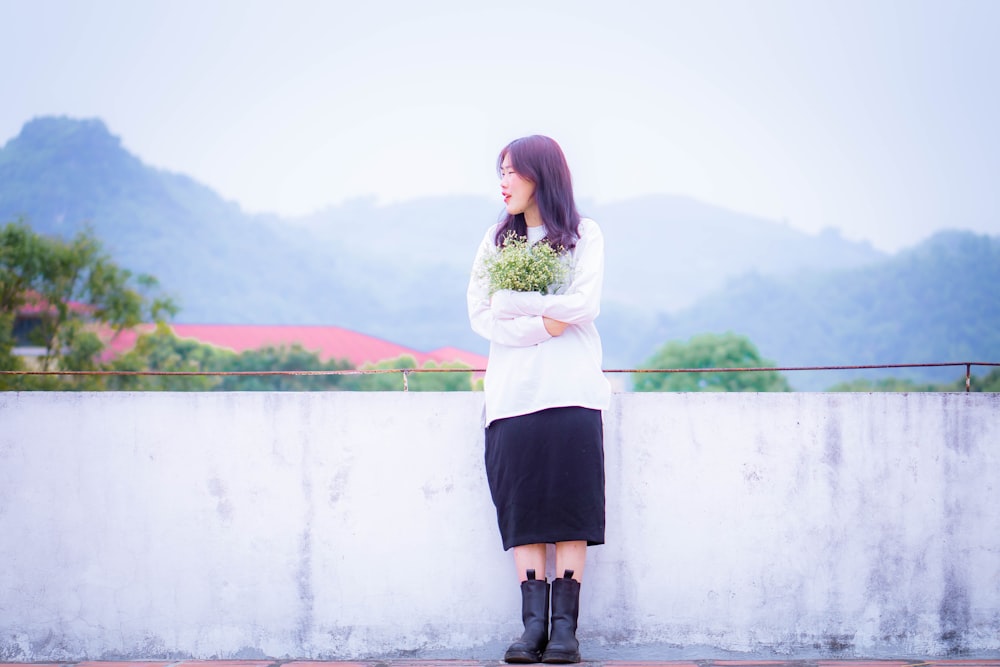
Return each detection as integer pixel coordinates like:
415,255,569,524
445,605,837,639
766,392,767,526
3,0,998,251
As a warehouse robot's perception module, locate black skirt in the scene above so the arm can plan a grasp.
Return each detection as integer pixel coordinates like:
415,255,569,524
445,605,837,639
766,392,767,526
484,406,605,550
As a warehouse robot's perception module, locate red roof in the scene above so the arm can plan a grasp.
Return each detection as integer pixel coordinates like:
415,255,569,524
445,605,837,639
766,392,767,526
15,291,91,316
102,323,487,369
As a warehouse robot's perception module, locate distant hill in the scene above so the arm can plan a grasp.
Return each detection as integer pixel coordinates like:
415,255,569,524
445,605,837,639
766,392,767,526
0,117,404,337
288,192,888,313
588,195,885,312
2,115,996,380
655,230,1000,388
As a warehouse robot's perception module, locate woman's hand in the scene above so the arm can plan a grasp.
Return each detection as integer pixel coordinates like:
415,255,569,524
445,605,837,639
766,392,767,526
543,317,569,336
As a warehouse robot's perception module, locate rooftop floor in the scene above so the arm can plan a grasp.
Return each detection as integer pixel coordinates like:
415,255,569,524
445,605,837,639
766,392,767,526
3,660,999,667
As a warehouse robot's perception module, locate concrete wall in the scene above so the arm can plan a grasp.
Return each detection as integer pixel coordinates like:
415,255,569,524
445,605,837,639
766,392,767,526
1,391,998,661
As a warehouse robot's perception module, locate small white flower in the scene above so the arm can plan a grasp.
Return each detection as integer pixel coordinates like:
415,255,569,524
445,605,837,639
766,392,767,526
481,233,570,295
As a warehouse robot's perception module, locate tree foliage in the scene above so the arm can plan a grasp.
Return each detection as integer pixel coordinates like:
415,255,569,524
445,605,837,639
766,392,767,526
213,344,353,391
968,367,1000,392
103,327,358,391
1,220,175,389
826,365,1000,392
77,322,477,392
345,355,476,392
824,377,949,392
105,322,228,391
633,332,791,392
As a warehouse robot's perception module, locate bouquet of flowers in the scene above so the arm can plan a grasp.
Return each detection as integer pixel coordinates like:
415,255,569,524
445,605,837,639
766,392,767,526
481,232,570,295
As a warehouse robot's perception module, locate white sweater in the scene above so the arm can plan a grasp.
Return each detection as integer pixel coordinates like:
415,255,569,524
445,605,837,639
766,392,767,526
467,218,612,426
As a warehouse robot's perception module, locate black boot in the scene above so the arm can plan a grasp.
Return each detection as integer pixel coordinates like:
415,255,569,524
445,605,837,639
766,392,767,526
541,570,581,664
504,569,550,663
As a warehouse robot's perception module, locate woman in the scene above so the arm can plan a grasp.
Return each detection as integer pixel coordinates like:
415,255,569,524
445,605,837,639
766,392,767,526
467,135,611,664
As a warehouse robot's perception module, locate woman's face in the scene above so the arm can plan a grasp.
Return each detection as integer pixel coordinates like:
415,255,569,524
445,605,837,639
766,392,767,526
500,154,537,218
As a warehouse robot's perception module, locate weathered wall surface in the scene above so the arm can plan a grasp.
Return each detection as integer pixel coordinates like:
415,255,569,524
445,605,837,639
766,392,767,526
1,391,998,661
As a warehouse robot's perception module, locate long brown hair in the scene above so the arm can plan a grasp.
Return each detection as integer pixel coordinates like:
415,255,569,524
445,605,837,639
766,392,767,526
494,135,582,250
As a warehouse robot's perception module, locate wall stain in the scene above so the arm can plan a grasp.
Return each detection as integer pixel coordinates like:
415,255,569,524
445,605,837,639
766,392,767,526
422,479,455,500
297,417,316,656
328,467,351,506
939,565,971,654
0,639,24,660
207,476,234,523
823,416,842,469
816,632,855,652
296,525,315,652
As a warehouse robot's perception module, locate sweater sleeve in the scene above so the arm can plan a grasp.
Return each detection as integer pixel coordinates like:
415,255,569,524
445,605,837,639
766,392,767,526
489,218,604,325
467,227,553,347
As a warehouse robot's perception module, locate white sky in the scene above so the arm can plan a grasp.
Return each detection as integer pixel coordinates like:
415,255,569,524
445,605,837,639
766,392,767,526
2,0,998,252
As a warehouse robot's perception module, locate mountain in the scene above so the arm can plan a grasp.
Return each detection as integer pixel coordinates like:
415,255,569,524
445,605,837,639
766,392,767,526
588,196,885,312
0,117,409,338
2,115,995,380
654,230,1000,388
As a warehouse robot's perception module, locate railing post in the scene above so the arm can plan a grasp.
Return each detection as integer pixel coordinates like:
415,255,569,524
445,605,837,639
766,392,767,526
402,369,409,392
966,364,972,392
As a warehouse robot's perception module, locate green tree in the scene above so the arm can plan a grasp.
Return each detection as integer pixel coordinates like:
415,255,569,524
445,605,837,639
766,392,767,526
1,220,175,389
346,355,475,391
408,359,476,392
214,343,354,391
825,377,947,392
633,332,792,392
824,366,1000,392
950,366,1000,392
106,322,229,391
346,355,417,391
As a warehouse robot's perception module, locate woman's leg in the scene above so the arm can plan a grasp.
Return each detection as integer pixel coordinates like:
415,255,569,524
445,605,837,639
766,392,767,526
513,540,587,582
544,541,586,663
554,540,587,581
513,543,547,581
505,543,551,663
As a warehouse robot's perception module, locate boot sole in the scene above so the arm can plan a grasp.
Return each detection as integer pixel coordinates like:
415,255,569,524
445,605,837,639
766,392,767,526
504,651,543,664
541,652,580,664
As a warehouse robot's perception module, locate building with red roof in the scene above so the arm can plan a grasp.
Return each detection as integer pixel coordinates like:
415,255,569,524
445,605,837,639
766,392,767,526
11,292,487,370
102,323,487,369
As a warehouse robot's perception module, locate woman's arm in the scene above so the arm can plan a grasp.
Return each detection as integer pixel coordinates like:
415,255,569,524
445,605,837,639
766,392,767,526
489,219,604,325
467,228,554,347
543,317,569,336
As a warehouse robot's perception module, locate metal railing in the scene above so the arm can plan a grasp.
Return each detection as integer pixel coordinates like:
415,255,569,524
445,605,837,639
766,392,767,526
3,361,998,391
622,361,1000,393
